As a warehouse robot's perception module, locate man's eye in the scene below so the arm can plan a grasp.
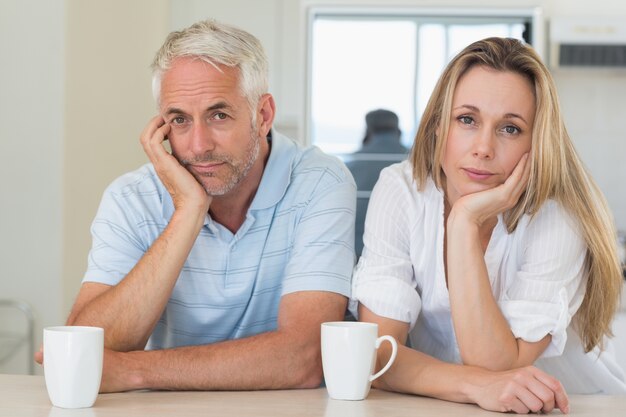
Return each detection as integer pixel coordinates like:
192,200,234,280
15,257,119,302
172,116,185,124
213,112,228,120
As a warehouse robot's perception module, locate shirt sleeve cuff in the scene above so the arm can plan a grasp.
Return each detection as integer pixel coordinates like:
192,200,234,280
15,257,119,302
499,287,570,358
350,276,422,329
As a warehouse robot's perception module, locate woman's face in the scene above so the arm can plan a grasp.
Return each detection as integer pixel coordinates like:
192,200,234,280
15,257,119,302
441,66,535,206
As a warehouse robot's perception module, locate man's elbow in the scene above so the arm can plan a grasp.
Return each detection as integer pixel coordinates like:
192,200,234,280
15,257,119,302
291,345,324,389
293,366,324,389
295,364,324,389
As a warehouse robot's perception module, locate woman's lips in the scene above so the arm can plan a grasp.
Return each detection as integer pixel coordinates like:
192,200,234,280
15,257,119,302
462,167,494,180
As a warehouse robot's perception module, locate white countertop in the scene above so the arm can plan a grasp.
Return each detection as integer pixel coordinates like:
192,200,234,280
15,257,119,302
2,374,626,417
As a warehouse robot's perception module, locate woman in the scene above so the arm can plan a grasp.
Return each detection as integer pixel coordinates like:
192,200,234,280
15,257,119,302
350,37,625,413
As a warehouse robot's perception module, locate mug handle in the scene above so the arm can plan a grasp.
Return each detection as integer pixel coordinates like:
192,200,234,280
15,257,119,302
369,335,398,382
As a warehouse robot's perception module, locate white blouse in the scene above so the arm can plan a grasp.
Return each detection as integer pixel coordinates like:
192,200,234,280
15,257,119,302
350,161,626,394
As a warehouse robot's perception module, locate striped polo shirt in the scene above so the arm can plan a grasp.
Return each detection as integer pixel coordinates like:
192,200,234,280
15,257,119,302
83,132,356,349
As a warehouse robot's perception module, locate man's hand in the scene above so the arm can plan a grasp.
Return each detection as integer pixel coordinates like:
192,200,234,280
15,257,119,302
34,345,43,365
451,153,530,227
140,115,211,214
98,349,144,393
35,346,138,393
470,366,569,414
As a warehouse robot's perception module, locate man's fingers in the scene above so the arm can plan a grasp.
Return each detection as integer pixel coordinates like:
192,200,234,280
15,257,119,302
140,115,166,146
140,116,171,164
34,349,43,365
147,123,172,163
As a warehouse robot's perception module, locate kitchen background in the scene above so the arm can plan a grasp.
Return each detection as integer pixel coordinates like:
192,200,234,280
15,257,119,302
1,0,625,375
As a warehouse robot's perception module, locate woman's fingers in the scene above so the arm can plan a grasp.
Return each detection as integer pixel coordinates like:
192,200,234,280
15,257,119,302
507,367,569,415
534,368,569,413
501,152,530,207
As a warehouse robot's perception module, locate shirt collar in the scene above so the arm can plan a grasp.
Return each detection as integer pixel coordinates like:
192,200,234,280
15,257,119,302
249,130,297,210
161,130,298,220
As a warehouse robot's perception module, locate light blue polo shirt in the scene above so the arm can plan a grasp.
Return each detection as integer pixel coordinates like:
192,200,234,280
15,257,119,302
83,132,356,349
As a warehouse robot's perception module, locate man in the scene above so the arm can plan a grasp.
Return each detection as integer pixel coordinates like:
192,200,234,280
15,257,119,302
345,109,407,256
360,108,405,152
41,19,355,392
349,109,407,191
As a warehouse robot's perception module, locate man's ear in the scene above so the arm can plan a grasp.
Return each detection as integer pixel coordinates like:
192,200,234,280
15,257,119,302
257,94,275,138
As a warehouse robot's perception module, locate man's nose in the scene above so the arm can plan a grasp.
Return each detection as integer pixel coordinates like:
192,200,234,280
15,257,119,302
189,122,215,154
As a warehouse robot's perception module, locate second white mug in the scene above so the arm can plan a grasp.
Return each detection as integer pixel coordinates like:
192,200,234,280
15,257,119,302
321,321,397,401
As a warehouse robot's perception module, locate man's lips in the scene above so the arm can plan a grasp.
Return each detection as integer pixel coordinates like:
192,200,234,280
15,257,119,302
188,161,225,173
462,167,494,180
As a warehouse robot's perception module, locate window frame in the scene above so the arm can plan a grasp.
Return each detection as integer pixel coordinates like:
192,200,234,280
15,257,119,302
303,6,545,147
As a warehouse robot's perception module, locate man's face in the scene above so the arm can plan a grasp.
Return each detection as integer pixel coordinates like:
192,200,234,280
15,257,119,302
159,57,260,196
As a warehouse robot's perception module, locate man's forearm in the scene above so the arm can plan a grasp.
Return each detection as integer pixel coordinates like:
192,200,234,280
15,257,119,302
102,290,348,392
69,208,206,351
103,329,323,392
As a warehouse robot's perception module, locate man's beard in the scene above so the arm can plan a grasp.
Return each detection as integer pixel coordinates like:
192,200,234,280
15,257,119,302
177,129,261,196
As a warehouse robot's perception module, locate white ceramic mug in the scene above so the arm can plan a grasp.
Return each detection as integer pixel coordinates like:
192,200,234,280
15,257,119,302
43,326,104,408
321,321,398,400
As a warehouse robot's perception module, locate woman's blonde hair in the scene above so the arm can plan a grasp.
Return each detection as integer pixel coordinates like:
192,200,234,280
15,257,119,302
410,37,622,352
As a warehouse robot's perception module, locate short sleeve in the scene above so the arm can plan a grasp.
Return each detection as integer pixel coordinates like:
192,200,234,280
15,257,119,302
83,180,154,286
349,164,422,327
281,168,356,298
498,201,587,358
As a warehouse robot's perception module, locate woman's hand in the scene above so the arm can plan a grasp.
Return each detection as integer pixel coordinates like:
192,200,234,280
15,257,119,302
140,115,211,215
450,153,530,227
469,366,569,414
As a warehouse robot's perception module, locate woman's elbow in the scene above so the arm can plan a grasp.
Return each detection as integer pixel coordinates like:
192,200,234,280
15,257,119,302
460,352,518,372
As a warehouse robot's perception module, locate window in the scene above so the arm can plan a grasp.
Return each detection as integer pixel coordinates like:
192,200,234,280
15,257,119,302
305,7,544,257
305,7,544,153
311,19,416,154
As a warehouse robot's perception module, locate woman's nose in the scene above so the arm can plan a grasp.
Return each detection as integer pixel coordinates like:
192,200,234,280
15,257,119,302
472,129,495,159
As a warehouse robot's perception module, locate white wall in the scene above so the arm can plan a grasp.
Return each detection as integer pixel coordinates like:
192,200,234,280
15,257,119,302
0,0,65,374
0,0,169,375
62,0,169,319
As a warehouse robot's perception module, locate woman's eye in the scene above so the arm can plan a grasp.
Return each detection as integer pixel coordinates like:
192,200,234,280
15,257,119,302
503,125,520,135
458,116,474,125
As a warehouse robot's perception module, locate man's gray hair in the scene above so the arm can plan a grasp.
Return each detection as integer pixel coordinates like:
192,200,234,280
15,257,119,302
151,19,268,115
